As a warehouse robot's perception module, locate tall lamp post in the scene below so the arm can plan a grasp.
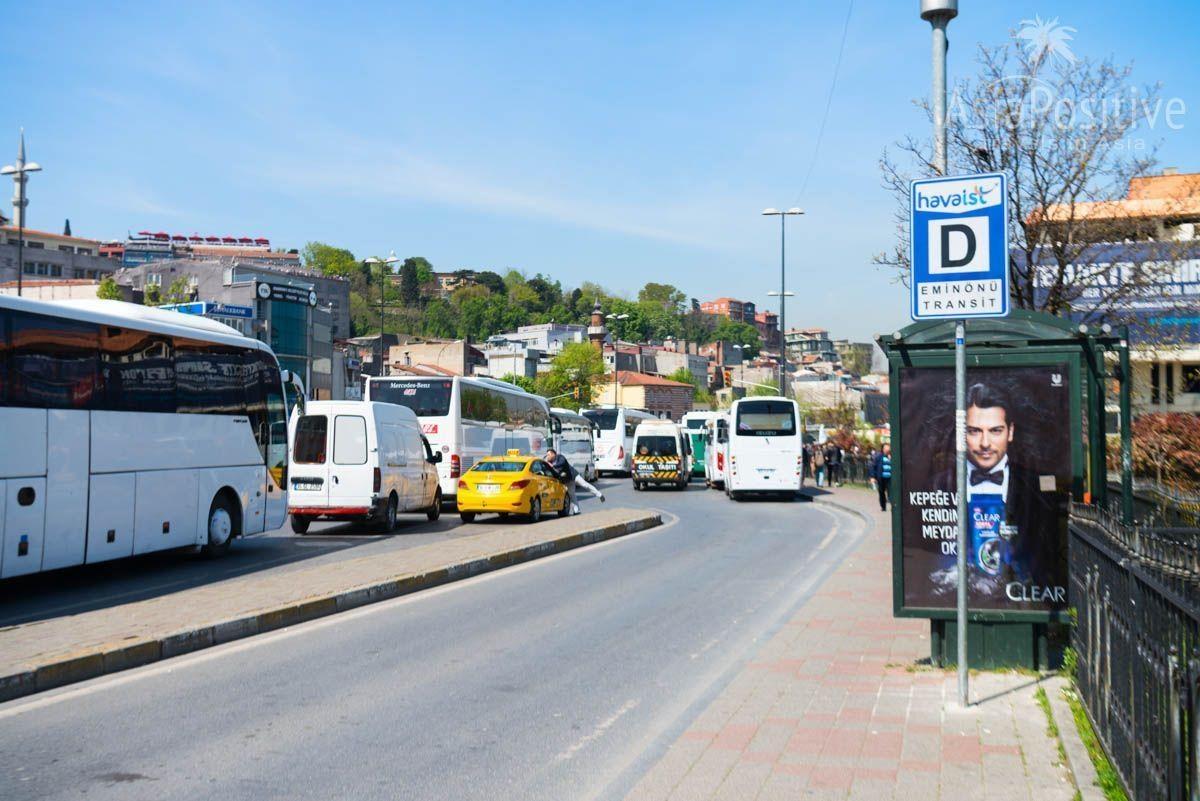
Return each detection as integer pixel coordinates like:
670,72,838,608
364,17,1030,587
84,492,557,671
762,207,803,397
2,130,43,297
364,253,400,376
605,312,630,407
921,0,966,708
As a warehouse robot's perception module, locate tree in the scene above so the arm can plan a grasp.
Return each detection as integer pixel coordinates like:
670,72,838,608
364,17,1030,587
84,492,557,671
301,242,359,278
638,282,686,312
401,257,435,286
97,276,123,300
711,319,761,357
877,32,1181,328
162,276,193,305
474,271,506,297
536,342,606,411
499,373,538,394
142,284,161,306
1130,413,1200,487
399,261,420,307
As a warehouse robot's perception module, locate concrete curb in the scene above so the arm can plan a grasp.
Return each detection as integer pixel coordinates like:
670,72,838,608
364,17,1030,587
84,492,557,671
1045,676,1105,801
0,513,662,704
801,490,878,530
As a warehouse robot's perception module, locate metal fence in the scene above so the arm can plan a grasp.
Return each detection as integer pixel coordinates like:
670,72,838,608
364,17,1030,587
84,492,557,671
1069,501,1200,801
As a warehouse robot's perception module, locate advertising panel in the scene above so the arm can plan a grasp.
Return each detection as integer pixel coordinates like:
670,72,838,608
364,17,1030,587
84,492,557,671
899,365,1070,613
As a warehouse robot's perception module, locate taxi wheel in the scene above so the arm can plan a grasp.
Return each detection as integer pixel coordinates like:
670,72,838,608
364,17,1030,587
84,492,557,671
557,497,569,517
528,497,542,523
460,511,476,523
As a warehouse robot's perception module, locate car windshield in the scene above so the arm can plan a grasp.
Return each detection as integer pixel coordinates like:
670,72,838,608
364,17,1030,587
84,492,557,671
582,409,618,430
471,461,527,473
635,436,678,457
370,379,453,417
736,400,796,437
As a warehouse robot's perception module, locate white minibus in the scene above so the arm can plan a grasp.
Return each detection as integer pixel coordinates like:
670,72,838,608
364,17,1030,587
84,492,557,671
366,375,551,505
725,397,803,500
287,401,443,533
631,420,689,490
580,406,657,476
0,295,291,577
704,414,731,489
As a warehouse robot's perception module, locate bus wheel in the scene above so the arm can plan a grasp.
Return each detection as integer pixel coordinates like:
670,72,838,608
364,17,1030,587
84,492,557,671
203,493,238,557
528,497,542,523
290,514,311,535
426,490,443,522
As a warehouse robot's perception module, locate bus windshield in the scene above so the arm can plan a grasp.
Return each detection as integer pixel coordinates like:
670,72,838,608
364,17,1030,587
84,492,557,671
736,401,795,437
371,379,453,416
582,409,618,430
636,436,678,457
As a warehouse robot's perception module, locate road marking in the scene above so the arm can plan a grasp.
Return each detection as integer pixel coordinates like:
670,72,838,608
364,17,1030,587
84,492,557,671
555,698,640,762
0,510,680,719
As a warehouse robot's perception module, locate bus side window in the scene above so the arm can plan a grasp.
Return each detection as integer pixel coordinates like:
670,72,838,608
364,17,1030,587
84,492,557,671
8,310,101,410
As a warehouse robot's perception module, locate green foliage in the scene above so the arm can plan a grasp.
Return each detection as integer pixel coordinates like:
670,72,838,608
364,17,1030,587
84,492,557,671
536,342,606,410
711,319,761,356
638,282,686,312
162,276,193,305
1063,687,1129,800
96,276,123,301
474,271,506,296
302,242,359,278
399,262,420,307
499,373,538,393
748,383,781,397
142,284,161,306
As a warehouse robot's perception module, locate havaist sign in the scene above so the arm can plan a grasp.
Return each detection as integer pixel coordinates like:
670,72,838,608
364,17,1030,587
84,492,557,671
910,172,1009,320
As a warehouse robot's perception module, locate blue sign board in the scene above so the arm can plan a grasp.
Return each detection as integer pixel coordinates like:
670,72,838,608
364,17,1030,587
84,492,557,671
161,301,255,320
910,172,1009,320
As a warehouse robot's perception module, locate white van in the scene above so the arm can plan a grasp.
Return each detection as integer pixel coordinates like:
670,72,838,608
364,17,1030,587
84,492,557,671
704,414,731,489
631,420,689,490
288,401,443,533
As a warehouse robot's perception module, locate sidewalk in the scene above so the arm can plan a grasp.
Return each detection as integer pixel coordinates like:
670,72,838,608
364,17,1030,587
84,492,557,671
0,507,660,703
626,486,1076,801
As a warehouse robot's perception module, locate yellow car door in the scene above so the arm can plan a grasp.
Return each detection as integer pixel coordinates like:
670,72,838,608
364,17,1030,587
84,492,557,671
531,462,564,511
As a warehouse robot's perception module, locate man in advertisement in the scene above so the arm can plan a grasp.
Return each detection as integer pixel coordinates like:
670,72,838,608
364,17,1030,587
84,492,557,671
900,366,1069,613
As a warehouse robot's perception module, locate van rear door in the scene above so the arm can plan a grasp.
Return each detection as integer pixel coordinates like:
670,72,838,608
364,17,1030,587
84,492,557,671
291,414,331,506
328,413,373,508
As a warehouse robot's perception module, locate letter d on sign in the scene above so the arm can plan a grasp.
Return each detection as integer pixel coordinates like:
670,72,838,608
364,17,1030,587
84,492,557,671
929,216,989,275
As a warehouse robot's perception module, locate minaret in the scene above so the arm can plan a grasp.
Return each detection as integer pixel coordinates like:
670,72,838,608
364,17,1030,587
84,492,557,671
11,130,30,228
587,298,607,349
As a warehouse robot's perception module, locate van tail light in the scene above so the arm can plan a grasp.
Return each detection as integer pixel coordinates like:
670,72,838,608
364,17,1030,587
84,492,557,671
450,454,461,478
618,446,625,460
373,468,381,492
510,480,531,490
457,479,468,490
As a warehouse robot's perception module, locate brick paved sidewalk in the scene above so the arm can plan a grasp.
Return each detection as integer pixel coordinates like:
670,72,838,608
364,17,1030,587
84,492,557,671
0,507,659,702
627,487,1076,801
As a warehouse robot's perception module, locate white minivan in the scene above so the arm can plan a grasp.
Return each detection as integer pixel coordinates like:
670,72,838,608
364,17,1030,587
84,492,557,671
287,401,443,533
631,420,690,491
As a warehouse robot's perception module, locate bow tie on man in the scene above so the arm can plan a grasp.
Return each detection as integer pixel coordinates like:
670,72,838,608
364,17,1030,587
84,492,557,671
970,468,1004,487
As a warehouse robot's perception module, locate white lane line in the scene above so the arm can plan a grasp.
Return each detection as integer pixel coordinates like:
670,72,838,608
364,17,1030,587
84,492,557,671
555,698,640,762
0,511,680,719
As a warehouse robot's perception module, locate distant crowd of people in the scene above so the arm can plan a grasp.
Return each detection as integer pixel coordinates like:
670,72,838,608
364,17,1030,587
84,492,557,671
801,441,893,512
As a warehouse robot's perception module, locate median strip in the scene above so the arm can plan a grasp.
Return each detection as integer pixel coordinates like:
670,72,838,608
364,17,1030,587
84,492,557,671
0,508,661,703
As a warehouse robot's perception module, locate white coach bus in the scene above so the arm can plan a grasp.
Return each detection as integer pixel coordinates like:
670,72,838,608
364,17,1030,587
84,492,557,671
580,406,657,476
725,396,803,500
366,375,551,504
0,295,292,578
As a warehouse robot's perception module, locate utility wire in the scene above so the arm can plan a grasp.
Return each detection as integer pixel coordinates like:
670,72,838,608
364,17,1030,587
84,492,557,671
794,0,855,204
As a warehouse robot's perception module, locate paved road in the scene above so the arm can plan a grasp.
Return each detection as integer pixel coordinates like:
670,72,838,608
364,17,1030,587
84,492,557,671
0,479,864,801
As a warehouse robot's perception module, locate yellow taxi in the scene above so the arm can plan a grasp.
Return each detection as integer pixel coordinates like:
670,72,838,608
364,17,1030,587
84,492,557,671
456,451,569,523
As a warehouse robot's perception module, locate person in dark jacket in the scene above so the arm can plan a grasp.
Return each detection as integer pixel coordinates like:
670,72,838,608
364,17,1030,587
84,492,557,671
868,443,893,511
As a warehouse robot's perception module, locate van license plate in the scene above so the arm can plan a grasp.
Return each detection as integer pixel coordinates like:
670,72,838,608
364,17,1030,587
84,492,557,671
293,481,322,491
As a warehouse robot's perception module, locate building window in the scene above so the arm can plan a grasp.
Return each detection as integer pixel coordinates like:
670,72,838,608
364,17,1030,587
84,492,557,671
1184,364,1200,394
77,248,92,255
1150,362,1160,404
146,273,162,286
49,264,62,277
23,263,35,274
58,245,74,254
1166,363,1175,404
26,241,44,249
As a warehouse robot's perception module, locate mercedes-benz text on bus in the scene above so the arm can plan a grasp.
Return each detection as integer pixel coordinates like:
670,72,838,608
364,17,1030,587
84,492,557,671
366,375,551,504
580,406,656,476
725,397,802,500
0,295,290,577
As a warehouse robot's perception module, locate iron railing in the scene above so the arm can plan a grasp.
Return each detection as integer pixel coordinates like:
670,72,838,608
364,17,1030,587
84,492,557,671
1069,501,1200,801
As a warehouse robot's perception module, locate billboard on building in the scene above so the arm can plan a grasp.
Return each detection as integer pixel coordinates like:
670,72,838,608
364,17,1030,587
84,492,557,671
898,365,1070,613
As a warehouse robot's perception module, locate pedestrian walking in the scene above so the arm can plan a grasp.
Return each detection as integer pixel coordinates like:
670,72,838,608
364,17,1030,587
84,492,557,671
869,443,893,512
813,445,826,487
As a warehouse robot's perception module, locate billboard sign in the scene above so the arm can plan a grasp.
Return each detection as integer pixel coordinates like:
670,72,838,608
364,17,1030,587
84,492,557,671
898,365,1070,614
910,172,1009,320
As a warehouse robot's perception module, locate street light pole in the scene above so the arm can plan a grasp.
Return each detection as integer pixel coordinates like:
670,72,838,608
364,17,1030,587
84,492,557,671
763,207,803,397
921,0,965,708
2,130,43,297
365,254,399,377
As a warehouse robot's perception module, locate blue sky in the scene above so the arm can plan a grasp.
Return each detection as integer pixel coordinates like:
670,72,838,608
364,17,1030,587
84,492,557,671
3,0,1198,340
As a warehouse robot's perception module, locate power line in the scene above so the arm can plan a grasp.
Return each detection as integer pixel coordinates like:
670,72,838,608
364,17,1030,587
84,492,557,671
794,0,855,204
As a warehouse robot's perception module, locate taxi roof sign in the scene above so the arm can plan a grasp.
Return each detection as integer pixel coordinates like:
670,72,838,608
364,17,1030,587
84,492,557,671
506,449,522,456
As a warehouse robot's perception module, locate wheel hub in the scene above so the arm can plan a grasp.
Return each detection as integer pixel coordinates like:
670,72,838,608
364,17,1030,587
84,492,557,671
209,507,233,545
